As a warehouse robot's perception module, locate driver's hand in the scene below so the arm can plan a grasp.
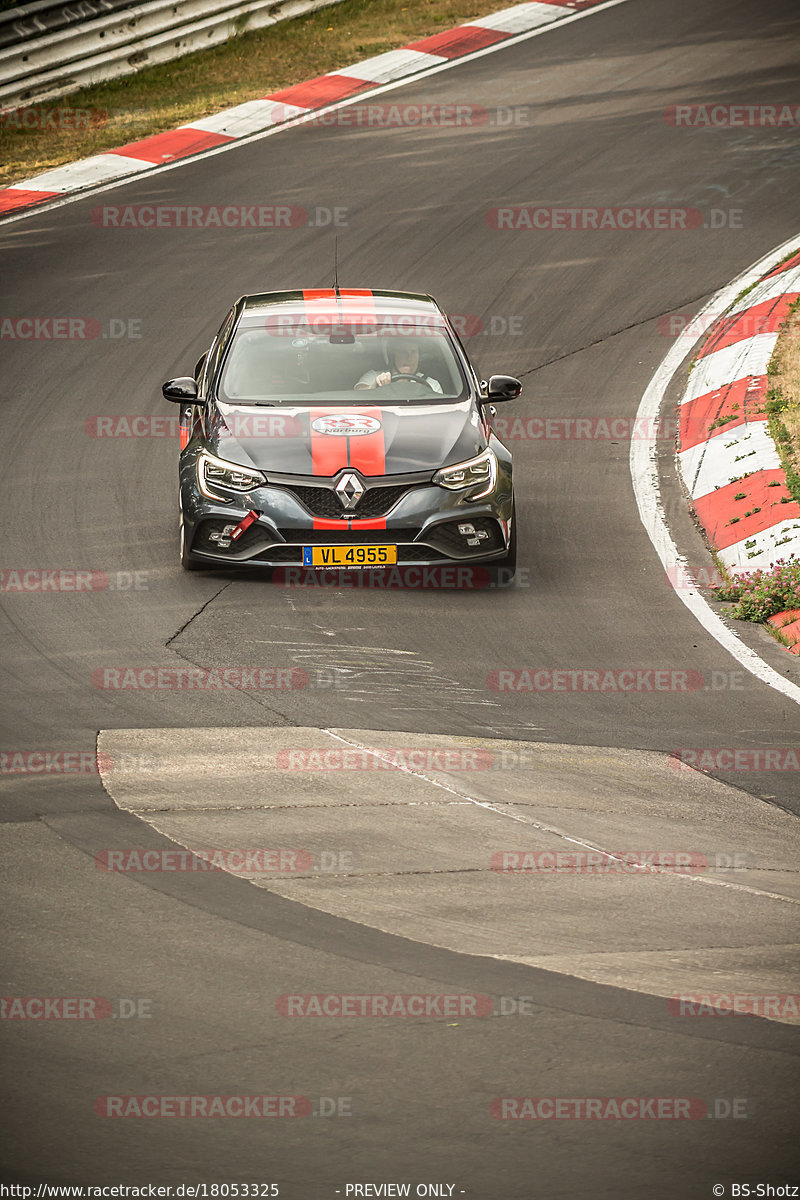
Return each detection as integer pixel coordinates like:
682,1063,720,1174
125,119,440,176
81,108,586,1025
375,371,391,387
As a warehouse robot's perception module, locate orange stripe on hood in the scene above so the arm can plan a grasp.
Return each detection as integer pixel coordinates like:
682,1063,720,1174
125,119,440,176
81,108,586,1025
309,407,387,477
308,401,387,532
345,405,385,477
309,408,350,477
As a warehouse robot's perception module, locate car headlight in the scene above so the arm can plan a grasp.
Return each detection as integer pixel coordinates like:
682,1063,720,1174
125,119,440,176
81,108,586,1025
434,448,497,499
198,451,267,499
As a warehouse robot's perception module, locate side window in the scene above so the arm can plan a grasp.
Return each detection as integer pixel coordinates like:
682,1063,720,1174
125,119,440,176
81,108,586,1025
446,320,479,392
204,306,238,396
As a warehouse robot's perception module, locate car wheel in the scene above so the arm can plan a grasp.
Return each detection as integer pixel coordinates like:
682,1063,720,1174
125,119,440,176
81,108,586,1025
486,507,517,588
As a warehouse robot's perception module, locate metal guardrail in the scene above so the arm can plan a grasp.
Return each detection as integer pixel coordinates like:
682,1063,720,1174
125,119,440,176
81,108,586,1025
0,0,133,51
0,0,344,111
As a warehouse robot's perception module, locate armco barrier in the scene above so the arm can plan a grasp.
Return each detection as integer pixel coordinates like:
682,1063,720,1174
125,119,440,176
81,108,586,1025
0,0,132,51
0,0,344,111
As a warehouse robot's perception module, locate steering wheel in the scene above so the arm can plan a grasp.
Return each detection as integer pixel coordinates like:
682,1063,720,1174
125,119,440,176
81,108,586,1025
390,372,436,391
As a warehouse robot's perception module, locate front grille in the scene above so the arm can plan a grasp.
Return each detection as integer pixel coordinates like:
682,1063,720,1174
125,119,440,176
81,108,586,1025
262,546,302,563
398,545,447,562
284,483,414,519
277,528,420,545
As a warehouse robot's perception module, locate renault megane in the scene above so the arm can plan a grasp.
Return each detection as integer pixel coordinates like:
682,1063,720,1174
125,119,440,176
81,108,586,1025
162,288,521,582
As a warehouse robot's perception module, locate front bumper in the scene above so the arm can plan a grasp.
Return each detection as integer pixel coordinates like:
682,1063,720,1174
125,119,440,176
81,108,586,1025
180,456,514,569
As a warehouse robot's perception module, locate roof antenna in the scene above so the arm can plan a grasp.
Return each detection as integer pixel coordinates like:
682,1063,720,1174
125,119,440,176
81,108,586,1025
333,235,340,297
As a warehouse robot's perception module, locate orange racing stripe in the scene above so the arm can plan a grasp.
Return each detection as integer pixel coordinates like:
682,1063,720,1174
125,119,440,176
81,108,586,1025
346,405,385,478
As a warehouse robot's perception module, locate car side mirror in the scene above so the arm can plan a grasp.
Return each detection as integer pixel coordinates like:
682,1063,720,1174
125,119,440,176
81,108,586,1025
486,374,522,402
162,377,198,403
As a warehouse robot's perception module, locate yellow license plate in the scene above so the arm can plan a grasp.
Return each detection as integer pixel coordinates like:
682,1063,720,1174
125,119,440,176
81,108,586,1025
303,545,397,568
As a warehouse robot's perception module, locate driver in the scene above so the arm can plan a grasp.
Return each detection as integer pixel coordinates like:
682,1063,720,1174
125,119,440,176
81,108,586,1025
354,339,442,392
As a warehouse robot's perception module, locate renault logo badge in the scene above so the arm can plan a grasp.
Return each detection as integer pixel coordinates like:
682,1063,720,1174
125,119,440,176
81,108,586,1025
335,472,365,511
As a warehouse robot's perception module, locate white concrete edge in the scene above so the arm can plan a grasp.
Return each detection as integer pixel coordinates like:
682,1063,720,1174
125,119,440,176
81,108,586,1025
0,0,630,227
630,236,800,708
324,730,800,906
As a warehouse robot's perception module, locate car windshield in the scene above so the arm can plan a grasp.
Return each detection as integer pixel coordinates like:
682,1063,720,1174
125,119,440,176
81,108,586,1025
217,314,469,405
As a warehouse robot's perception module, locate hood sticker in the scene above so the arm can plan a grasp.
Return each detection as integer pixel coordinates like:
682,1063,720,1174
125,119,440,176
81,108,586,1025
311,414,382,436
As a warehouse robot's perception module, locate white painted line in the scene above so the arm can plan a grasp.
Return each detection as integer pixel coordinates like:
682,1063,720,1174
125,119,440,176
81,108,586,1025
0,0,630,226
682,333,779,405
630,232,800,709
325,730,800,905
335,48,446,83
678,420,779,500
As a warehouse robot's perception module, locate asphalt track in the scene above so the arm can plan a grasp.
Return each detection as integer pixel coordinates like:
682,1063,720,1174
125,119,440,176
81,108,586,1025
2,0,800,1194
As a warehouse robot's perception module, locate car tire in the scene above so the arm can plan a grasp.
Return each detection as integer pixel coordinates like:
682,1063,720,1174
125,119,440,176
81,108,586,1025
486,507,517,588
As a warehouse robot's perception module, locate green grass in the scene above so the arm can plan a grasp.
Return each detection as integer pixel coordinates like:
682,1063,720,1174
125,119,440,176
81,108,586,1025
1,0,514,186
761,297,800,508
